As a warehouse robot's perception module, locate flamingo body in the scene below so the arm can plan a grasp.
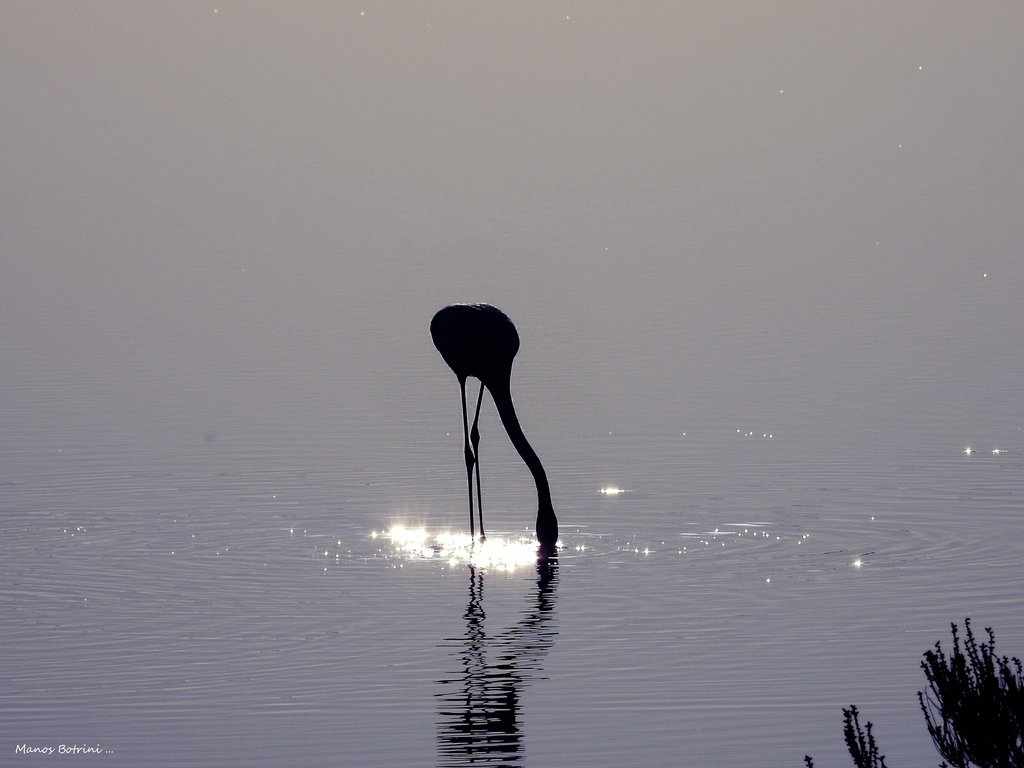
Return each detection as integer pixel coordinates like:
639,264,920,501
430,304,519,387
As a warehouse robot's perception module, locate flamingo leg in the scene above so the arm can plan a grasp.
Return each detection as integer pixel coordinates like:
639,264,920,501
460,378,476,539
470,382,485,541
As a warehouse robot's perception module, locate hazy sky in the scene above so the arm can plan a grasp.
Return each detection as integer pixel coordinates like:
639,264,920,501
2,1,1022,449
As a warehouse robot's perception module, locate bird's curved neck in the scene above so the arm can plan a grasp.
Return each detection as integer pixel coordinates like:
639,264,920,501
488,376,558,545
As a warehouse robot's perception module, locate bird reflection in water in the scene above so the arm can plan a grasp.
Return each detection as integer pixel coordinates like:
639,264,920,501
435,555,560,767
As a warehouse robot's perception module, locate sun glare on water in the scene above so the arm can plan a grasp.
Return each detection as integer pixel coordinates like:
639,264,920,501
376,524,543,571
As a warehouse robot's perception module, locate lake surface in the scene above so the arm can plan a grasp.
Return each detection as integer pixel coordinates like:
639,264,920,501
2,317,1022,767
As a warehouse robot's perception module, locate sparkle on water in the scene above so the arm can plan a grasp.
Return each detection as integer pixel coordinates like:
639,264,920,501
378,524,545,571
599,486,626,496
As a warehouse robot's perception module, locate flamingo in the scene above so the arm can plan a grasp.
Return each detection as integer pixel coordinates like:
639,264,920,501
430,304,558,548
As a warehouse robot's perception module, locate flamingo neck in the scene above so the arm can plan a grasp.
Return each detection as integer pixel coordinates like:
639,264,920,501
488,377,558,547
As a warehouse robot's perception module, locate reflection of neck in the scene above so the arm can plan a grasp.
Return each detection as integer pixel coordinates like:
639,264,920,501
488,377,558,544
535,556,558,605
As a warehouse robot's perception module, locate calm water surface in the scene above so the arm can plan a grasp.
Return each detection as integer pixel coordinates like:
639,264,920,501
2,382,1022,766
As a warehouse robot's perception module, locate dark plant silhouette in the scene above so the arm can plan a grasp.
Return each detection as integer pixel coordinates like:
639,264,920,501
805,619,1023,768
804,706,887,768
917,619,1024,768
842,706,888,768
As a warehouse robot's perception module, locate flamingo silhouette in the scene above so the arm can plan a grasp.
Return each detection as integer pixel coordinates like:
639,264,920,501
430,304,558,548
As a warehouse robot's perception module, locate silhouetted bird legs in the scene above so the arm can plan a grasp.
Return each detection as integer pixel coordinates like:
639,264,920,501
459,377,476,539
470,382,485,540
